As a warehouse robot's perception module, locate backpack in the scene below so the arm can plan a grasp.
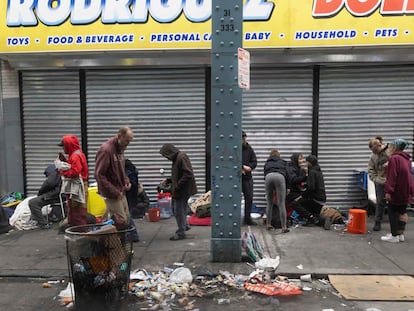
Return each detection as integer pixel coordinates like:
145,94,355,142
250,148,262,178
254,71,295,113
319,206,344,224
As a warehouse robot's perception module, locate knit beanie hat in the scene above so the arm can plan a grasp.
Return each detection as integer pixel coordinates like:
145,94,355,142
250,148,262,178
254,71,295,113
390,138,409,151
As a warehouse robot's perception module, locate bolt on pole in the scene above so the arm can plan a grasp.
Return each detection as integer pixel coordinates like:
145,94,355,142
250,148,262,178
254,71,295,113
210,0,243,262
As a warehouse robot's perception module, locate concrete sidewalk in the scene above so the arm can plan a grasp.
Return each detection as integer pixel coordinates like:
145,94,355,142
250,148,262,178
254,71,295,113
0,214,413,279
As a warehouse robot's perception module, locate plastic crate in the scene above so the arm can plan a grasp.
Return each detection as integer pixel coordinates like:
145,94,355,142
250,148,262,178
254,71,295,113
354,170,368,191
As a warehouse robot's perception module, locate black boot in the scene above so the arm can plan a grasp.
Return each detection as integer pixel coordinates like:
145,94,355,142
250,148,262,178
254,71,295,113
244,218,257,226
373,221,381,231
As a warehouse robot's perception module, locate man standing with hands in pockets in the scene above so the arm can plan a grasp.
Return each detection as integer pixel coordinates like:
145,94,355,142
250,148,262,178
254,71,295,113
242,130,258,226
95,127,139,241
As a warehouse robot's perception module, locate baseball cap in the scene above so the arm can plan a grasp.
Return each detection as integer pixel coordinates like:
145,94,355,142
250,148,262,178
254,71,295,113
57,140,64,147
242,130,247,137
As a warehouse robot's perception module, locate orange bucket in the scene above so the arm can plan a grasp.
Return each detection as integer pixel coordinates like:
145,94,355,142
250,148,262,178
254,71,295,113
347,209,367,234
148,207,160,222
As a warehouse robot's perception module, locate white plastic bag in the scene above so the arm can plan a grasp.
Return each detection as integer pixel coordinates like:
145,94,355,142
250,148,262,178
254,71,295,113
54,158,71,171
169,267,193,284
255,256,280,271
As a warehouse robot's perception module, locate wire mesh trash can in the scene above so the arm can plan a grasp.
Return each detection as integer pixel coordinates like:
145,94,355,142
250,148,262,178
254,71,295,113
65,224,134,310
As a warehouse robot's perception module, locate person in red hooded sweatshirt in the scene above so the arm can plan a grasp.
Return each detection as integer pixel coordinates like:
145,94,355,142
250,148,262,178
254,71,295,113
381,139,414,243
57,135,89,227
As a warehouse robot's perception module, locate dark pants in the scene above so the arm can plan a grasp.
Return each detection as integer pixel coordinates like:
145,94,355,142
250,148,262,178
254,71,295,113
128,217,139,241
302,199,323,216
67,198,87,227
242,177,254,222
388,204,407,236
374,184,386,222
287,192,311,220
126,185,139,217
172,197,189,237
289,197,322,221
29,195,60,226
67,180,88,227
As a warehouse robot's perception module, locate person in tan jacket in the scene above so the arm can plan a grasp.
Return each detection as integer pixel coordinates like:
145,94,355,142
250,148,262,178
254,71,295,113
367,136,389,231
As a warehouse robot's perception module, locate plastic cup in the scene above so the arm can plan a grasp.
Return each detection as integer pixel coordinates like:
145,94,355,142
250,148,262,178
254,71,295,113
300,274,312,282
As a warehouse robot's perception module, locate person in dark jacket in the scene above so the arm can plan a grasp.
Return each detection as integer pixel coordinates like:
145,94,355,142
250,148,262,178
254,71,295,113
303,155,326,217
125,159,139,213
286,153,307,203
124,159,140,239
125,158,149,218
290,155,326,224
0,205,13,234
136,182,150,218
29,164,62,229
286,153,318,224
160,143,197,241
242,131,258,225
264,149,289,233
381,139,414,243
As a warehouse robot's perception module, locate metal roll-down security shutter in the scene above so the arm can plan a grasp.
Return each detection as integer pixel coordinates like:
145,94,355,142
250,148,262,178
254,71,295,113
319,65,414,211
1,61,22,193
21,71,82,195
85,68,206,202
243,67,314,210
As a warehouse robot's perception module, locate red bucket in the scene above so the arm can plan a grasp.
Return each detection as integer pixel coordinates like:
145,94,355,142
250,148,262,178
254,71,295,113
347,209,367,234
148,208,160,222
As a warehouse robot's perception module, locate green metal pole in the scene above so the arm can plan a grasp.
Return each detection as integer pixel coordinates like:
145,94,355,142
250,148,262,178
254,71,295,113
210,0,243,262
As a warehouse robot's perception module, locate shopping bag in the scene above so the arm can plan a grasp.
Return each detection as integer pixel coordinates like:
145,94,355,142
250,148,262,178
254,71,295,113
241,229,264,262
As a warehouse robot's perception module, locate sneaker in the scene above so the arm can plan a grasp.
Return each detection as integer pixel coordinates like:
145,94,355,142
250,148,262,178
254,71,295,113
169,234,186,241
383,233,405,242
39,224,51,230
381,234,400,243
244,220,258,226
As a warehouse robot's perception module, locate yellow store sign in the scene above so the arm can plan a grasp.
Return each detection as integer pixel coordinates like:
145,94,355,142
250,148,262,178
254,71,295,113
1,0,414,53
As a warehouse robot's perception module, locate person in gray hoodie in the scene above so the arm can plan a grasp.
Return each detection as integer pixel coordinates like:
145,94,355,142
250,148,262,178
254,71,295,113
160,143,197,241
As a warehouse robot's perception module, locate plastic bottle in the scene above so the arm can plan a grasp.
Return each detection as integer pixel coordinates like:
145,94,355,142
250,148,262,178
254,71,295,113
102,219,115,226
158,197,172,219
